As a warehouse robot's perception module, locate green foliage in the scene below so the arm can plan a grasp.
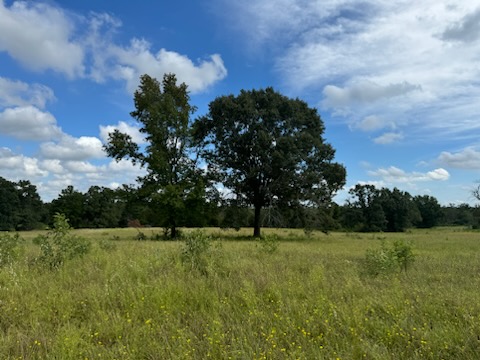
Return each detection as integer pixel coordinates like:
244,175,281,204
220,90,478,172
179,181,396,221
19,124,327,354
134,230,148,241
104,73,205,238
194,87,346,237
0,177,45,231
33,213,91,269
1,228,480,359
414,195,443,228
345,185,424,232
0,232,23,267
257,233,280,254
181,230,222,275
98,238,117,252
363,240,415,277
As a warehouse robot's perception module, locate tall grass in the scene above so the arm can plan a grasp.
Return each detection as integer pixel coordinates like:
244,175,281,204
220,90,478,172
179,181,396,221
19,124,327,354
0,228,479,359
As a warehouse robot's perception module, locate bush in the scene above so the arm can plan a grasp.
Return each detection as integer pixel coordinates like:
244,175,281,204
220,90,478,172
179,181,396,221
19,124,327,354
363,240,415,277
181,230,222,275
0,232,23,267
257,234,280,254
33,213,91,269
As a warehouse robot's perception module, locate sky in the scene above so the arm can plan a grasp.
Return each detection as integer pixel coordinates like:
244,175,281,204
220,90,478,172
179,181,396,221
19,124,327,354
1,0,480,205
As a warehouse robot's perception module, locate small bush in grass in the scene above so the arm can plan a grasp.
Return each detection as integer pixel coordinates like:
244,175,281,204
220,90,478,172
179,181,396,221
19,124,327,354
181,230,222,275
392,239,415,272
33,213,91,269
0,232,23,267
363,240,415,277
98,238,117,252
257,234,279,254
135,230,148,241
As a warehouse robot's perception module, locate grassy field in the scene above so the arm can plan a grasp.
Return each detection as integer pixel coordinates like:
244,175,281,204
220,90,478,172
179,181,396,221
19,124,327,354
0,227,479,359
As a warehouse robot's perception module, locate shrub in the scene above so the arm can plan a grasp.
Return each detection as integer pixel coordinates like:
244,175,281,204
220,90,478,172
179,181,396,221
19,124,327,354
257,234,280,254
363,240,415,277
33,213,91,269
181,230,222,275
392,239,415,272
135,230,148,241
0,232,23,267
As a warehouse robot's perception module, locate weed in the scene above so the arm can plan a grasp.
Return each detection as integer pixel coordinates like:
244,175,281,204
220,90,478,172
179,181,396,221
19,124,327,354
33,213,91,269
98,239,117,252
257,234,280,254
135,230,147,241
362,240,415,277
0,232,23,267
181,230,222,275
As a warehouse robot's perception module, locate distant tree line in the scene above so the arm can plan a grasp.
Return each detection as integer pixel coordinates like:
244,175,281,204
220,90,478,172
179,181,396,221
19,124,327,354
1,176,479,232
1,74,478,234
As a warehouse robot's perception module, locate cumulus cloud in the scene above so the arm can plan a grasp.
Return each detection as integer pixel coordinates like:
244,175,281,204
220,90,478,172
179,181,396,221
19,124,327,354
0,77,55,108
85,14,227,93
438,148,480,169
40,135,104,161
368,166,450,183
0,0,84,77
105,39,227,94
99,121,145,144
0,147,48,178
0,2,227,92
0,106,62,141
373,132,404,145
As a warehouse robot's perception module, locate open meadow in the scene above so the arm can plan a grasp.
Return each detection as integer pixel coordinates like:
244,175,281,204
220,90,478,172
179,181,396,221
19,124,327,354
1,227,479,359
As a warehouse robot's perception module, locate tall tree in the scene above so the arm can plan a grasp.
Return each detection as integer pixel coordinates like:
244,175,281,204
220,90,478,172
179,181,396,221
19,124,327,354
0,177,20,230
345,184,386,231
378,188,420,232
50,186,86,228
194,87,346,237
413,195,443,228
104,74,199,238
15,180,44,230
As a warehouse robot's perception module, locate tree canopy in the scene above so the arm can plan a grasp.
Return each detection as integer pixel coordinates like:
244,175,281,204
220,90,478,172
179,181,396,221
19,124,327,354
194,87,346,237
104,73,201,238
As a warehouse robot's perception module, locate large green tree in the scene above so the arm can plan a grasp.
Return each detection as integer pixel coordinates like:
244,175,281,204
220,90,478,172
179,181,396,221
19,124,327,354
49,186,86,228
345,184,386,232
413,195,443,228
104,73,200,238
194,87,346,237
0,177,44,230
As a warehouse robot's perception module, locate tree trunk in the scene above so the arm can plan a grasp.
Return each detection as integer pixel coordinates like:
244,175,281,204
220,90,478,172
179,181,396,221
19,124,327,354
253,205,261,237
171,226,177,239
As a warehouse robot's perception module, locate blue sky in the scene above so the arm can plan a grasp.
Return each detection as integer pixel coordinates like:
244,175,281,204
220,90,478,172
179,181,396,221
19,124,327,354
1,0,480,205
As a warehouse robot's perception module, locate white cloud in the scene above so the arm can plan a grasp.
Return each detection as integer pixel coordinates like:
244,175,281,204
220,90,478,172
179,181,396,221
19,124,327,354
322,80,421,108
0,106,62,141
0,1,84,77
105,39,227,94
368,166,450,183
373,132,404,145
99,121,145,144
0,77,55,108
438,147,480,169
63,161,99,174
0,147,48,179
0,2,227,93
223,0,480,141
40,135,104,161
40,159,64,174
353,115,393,132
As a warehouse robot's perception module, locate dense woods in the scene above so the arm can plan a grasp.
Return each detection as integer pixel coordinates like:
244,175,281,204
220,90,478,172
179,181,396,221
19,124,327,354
0,176,477,232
